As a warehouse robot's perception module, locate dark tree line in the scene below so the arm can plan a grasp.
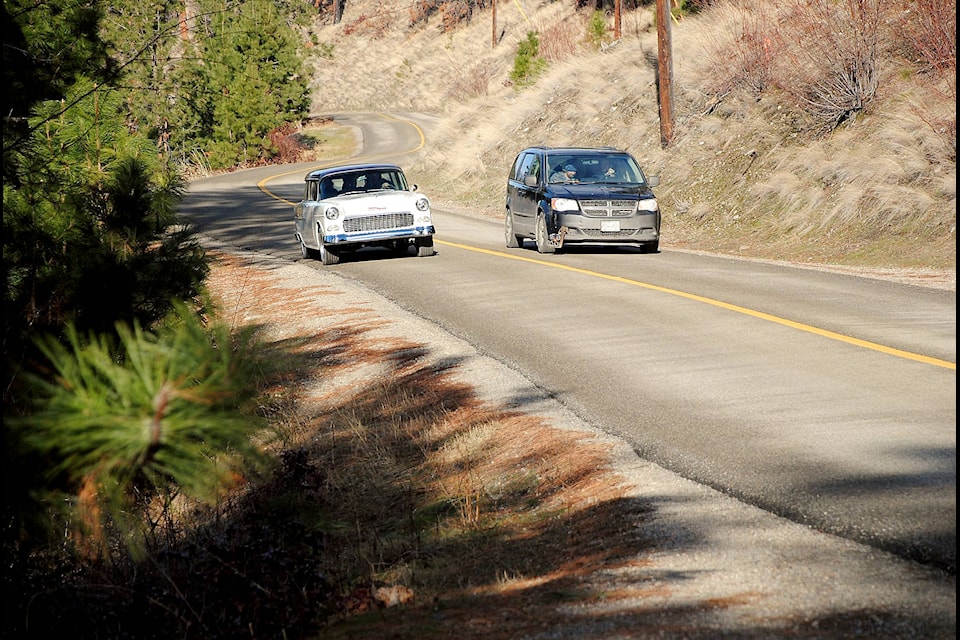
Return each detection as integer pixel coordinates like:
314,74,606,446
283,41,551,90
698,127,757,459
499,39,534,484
2,0,309,602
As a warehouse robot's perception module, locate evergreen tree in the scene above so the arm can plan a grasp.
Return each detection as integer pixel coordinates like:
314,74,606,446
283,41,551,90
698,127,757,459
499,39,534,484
199,0,312,167
97,0,312,170
2,0,114,182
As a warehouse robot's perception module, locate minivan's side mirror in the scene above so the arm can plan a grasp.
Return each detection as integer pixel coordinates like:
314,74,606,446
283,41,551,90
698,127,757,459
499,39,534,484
647,175,660,188
523,174,539,187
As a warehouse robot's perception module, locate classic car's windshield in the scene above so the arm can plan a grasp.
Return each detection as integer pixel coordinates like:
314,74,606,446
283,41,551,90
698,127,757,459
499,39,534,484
546,154,647,184
320,169,408,199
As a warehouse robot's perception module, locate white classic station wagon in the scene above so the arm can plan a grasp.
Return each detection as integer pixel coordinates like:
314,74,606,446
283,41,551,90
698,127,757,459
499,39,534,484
294,163,435,265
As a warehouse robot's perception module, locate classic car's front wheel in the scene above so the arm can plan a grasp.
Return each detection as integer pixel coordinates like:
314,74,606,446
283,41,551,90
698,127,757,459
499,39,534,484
390,239,412,255
300,239,322,261
416,237,435,257
319,243,341,265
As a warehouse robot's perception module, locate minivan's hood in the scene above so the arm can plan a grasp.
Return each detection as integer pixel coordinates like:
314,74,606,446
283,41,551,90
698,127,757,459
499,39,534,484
550,183,655,199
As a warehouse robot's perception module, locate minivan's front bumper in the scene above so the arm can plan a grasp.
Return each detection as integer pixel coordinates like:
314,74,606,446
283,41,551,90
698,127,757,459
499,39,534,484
555,212,659,245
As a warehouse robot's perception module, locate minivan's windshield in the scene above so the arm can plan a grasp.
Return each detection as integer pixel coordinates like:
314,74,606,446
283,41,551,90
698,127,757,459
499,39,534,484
546,154,647,185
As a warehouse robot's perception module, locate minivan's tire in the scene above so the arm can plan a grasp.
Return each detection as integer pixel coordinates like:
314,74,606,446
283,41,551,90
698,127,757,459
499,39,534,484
319,243,340,265
639,240,660,254
504,209,522,248
535,213,556,254
416,236,435,257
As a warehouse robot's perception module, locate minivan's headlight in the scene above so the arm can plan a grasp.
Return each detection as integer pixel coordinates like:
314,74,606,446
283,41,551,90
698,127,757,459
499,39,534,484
325,206,340,220
636,199,658,212
551,197,580,212
415,197,430,211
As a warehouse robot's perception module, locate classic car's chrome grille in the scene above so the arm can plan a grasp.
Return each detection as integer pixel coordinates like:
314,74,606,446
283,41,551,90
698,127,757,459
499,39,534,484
343,212,414,233
578,200,636,217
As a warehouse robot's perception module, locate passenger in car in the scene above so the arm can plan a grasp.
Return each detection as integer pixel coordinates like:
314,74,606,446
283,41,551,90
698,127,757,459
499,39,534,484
600,160,617,179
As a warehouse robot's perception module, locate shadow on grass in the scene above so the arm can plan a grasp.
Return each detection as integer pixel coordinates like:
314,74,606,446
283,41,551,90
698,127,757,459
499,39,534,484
7,257,953,640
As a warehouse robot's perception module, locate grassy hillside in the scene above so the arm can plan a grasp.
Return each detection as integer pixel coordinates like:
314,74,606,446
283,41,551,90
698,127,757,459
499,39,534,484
302,1,955,273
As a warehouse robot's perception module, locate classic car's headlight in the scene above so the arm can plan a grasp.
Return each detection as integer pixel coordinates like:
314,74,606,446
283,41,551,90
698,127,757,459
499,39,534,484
324,206,340,220
550,197,580,212
636,199,659,212
415,197,430,212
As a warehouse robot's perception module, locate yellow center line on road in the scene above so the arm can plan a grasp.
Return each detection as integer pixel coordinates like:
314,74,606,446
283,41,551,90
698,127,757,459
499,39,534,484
437,239,957,371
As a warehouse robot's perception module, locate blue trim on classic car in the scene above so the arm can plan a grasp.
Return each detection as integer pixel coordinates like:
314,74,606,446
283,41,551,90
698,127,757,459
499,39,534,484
323,226,435,244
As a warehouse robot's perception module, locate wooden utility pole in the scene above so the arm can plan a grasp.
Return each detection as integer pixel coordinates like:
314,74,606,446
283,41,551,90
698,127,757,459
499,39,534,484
614,0,621,40
656,0,675,147
492,0,497,48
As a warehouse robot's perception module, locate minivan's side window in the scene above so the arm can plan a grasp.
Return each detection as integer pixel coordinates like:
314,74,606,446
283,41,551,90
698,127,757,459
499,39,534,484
511,153,527,181
516,152,538,183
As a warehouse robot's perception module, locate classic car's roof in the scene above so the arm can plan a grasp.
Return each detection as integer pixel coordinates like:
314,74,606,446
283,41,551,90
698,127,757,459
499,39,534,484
304,163,403,181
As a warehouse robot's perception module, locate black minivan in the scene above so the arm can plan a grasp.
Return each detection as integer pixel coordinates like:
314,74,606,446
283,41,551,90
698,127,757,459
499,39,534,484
504,146,661,254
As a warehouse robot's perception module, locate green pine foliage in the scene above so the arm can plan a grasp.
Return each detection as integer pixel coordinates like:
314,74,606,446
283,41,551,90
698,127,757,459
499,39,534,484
3,78,208,345
586,10,608,49
510,31,548,87
1,0,114,176
202,0,312,167
12,303,272,558
98,0,312,170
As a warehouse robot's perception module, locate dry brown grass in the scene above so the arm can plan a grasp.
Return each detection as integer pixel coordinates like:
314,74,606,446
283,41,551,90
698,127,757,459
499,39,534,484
204,252,659,638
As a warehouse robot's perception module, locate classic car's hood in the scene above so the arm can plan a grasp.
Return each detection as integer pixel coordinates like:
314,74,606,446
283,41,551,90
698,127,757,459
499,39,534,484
550,183,655,200
327,191,425,213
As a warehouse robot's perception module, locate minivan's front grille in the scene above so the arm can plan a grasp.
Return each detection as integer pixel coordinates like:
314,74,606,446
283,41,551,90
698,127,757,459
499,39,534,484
579,200,636,217
343,212,413,233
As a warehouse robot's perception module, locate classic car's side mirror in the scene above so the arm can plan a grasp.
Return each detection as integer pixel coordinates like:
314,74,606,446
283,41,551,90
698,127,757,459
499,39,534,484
411,184,419,191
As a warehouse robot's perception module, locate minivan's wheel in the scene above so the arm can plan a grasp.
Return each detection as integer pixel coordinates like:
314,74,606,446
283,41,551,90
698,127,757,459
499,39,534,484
416,236,435,257
319,243,340,265
535,213,556,254
504,209,522,248
639,240,660,254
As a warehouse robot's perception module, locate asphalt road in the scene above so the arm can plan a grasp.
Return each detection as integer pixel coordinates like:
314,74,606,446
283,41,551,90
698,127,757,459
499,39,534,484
181,113,956,577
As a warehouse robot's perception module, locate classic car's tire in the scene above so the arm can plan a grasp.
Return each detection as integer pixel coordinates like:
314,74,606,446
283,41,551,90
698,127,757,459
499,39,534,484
300,240,323,261
504,210,522,248
319,244,340,265
416,237,435,257
391,239,411,255
535,213,556,254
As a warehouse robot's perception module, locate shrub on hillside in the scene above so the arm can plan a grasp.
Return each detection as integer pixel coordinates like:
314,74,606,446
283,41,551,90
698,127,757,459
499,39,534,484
510,31,548,87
